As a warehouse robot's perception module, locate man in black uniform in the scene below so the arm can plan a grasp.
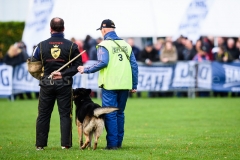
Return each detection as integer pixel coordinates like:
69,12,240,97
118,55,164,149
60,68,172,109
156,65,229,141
32,17,82,150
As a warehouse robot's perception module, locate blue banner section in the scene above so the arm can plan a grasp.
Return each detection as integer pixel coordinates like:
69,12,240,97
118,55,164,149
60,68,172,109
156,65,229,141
212,62,240,92
171,62,195,89
0,61,240,96
137,63,174,91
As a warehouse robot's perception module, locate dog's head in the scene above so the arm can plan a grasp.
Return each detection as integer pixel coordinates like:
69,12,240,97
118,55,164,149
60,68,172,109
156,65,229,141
73,88,92,99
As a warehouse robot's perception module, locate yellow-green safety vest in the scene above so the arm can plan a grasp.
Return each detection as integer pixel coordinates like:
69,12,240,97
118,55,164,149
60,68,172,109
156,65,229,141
96,40,132,89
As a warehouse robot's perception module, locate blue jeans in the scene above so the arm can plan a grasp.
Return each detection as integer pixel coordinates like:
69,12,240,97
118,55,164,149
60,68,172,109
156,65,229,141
102,89,129,147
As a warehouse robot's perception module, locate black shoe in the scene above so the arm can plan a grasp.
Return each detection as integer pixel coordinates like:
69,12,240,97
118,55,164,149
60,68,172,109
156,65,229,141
105,146,118,150
117,146,122,149
36,146,44,150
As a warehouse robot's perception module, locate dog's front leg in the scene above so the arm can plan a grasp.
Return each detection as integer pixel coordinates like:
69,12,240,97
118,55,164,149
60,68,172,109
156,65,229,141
77,120,83,148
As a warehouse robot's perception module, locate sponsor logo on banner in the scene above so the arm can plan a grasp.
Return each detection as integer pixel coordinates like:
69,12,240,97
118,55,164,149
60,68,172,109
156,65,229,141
12,63,40,92
0,65,13,96
197,63,212,89
138,65,173,91
223,64,240,89
172,62,195,88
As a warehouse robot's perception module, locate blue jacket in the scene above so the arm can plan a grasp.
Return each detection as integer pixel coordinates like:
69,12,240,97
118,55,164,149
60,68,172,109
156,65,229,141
84,31,138,89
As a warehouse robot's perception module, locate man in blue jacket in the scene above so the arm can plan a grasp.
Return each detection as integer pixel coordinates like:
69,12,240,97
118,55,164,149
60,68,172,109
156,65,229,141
78,19,138,150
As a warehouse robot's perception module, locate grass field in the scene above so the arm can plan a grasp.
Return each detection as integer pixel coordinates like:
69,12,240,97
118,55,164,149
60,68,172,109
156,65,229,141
0,97,239,160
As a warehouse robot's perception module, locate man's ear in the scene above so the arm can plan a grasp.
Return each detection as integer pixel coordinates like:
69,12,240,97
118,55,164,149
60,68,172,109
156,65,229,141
87,89,92,95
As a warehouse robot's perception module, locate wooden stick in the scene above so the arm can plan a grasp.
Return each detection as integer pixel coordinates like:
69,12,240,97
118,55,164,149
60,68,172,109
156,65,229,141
48,50,86,79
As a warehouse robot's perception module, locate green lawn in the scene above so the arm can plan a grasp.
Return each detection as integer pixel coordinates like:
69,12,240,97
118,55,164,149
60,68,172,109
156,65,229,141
0,97,239,160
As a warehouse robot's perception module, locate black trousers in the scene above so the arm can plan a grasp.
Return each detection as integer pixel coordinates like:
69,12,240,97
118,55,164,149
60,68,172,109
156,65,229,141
36,82,73,147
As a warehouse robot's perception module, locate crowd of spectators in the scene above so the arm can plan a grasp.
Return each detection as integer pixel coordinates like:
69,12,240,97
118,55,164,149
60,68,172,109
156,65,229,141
1,35,239,99
135,36,240,64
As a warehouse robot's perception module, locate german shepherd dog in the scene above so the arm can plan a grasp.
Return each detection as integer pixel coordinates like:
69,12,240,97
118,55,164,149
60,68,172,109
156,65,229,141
73,88,118,150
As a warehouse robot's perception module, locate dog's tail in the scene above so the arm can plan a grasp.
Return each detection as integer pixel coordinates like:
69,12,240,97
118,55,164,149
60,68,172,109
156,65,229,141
94,107,119,117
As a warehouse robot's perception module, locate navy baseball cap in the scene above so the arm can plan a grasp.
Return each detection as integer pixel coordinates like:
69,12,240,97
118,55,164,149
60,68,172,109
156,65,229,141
96,19,116,30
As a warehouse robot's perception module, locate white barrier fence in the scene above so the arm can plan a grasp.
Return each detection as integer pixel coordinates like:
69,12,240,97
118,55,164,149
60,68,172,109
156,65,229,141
1,61,240,98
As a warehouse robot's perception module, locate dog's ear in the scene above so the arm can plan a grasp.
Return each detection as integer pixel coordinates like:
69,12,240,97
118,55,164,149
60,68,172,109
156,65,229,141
87,89,92,95
73,88,81,96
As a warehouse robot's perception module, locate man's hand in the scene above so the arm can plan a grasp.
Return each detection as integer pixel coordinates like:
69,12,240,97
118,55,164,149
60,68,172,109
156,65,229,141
130,89,137,93
8,45,21,58
223,56,228,62
77,66,84,74
145,58,152,65
51,71,62,79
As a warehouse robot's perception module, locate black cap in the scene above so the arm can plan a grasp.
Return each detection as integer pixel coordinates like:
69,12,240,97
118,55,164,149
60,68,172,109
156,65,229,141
144,41,153,47
96,19,116,30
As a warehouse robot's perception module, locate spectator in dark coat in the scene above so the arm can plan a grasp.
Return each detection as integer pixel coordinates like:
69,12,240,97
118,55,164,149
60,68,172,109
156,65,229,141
173,35,186,61
3,42,28,67
226,38,240,61
182,39,196,60
236,37,240,55
139,41,159,65
139,41,159,97
202,36,214,61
